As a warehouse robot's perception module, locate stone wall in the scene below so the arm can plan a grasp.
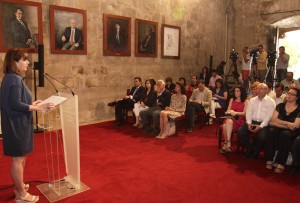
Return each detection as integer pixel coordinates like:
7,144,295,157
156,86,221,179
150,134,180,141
0,0,227,124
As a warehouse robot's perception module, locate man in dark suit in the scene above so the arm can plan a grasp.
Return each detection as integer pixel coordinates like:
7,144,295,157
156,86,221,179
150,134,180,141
140,80,171,136
139,27,155,54
61,19,83,50
114,77,145,126
108,23,126,53
10,8,32,48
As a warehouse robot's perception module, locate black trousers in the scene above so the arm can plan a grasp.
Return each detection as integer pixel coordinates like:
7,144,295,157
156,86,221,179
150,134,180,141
187,102,205,129
292,135,300,167
265,127,298,165
237,122,268,152
115,99,134,123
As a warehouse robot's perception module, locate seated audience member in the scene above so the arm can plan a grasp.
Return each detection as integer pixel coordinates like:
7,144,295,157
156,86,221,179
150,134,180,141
270,83,286,105
187,80,212,133
208,69,222,89
140,80,171,136
199,66,210,86
247,81,260,99
186,75,198,91
265,87,300,173
281,72,296,93
165,77,175,92
113,77,145,126
266,82,276,98
238,83,276,159
156,82,187,139
220,85,248,153
216,61,226,78
133,79,156,127
179,77,187,88
210,79,228,119
290,135,300,175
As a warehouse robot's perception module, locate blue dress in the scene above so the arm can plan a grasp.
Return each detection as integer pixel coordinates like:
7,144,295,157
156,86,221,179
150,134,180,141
1,73,33,156
212,87,227,108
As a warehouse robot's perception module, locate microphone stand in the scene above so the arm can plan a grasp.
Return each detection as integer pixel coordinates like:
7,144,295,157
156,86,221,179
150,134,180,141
44,73,75,96
43,73,59,95
33,62,43,133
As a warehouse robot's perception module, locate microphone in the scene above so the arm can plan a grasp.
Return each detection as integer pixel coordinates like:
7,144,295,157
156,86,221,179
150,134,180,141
44,73,75,96
43,73,59,95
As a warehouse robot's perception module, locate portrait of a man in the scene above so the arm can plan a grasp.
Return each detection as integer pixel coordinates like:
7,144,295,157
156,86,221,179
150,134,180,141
49,5,86,54
61,19,83,50
135,19,157,57
10,8,32,48
0,0,43,52
103,14,131,56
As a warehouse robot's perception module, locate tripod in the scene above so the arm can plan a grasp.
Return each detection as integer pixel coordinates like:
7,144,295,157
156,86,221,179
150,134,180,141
249,58,260,82
264,62,277,89
225,59,239,85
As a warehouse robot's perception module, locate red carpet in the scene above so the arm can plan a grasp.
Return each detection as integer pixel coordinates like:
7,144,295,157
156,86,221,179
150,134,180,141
1,121,300,203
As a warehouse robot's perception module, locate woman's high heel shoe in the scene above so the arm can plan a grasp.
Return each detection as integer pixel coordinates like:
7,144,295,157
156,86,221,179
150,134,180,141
14,190,39,203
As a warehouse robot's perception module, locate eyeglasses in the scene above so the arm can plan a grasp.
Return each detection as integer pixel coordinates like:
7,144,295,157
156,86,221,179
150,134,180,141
287,92,297,96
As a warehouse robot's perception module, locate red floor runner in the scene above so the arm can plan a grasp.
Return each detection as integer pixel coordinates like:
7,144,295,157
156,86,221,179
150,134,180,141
1,121,300,203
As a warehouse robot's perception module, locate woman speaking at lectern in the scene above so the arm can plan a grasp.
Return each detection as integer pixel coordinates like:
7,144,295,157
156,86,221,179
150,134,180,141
0,49,53,202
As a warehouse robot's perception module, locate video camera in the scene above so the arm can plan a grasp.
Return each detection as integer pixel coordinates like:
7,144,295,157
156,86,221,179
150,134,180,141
267,51,277,66
250,48,260,58
229,48,238,62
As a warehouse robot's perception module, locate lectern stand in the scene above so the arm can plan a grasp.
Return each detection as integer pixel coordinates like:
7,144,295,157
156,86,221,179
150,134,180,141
37,94,89,202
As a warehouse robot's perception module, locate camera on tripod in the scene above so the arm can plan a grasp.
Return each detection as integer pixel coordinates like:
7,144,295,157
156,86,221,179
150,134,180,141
267,51,277,66
250,48,260,58
229,48,238,62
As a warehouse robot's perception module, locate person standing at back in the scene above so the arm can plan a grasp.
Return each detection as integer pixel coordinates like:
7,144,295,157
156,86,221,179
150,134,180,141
276,46,290,83
257,45,267,82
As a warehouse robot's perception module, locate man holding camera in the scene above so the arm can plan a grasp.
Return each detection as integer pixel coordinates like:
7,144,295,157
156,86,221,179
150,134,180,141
238,83,276,159
257,45,268,82
276,46,290,83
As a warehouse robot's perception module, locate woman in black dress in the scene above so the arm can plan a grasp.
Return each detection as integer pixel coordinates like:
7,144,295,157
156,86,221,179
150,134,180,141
1,49,53,202
132,79,156,128
265,87,300,173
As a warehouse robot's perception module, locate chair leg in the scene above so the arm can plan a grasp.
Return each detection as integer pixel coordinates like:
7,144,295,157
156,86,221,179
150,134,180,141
175,121,178,136
217,127,223,149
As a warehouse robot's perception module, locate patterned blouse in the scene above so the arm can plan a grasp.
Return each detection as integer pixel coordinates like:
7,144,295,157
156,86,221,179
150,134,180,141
165,94,187,120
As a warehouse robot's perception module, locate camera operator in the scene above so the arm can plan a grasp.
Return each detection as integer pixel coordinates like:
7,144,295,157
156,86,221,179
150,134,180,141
257,45,267,82
276,46,289,83
241,46,253,90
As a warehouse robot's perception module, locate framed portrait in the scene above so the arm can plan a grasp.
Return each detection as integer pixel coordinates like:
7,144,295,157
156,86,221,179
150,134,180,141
135,19,158,58
103,14,131,56
0,0,43,53
161,24,181,59
50,5,87,55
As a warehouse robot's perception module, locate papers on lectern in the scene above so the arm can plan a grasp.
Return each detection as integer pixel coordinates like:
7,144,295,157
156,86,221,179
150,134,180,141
38,95,68,107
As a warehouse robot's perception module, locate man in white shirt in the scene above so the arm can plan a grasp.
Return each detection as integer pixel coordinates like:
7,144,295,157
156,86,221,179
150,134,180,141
208,69,222,88
281,72,296,93
270,83,286,105
238,83,276,159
